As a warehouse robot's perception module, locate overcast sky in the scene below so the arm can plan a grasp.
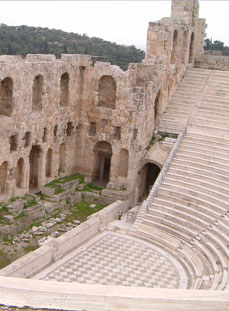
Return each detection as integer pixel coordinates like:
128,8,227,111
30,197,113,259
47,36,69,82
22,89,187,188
0,1,228,51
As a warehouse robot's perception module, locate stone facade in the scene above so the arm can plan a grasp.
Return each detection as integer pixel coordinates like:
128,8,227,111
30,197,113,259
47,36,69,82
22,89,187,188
0,0,206,204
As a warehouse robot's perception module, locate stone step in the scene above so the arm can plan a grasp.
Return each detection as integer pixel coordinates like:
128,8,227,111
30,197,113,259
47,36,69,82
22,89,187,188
138,219,226,285
167,167,229,188
175,152,229,169
172,158,228,180
160,182,228,210
156,192,223,218
146,205,210,231
178,143,229,158
191,117,229,129
184,133,229,149
140,217,228,278
165,173,228,196
159,186,227,213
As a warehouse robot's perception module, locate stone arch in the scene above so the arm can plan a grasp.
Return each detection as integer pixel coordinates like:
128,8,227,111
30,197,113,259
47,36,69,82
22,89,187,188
29,145,41,189
98,75,116,109
182,30,189,62
46,148,52,178
189,32,195,63
93,141,112,185
60,72,69,106
154,89,161,120
0,161,7,194
16,158,24,188
0,77,13,116
171,29,179,64
59,143,65,173
32,74,43,112
138,162,161,201
118,149,129,178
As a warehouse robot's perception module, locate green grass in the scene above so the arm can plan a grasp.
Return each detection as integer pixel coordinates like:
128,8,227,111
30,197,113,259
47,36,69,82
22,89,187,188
24,198,38,209
146,135,156,150
3,235,13,243
9,196,20,203
23,244,39,253
54,186,64,195
0,250,11,269
65,201,106,223
45,174,85,189
14,212,26,220
40,193,52,200
29,221,42,228
76,182,103,193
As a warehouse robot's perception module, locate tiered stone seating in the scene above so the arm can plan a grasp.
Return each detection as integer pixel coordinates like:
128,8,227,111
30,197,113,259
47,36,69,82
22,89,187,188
158,68,211,133
132,68,229,291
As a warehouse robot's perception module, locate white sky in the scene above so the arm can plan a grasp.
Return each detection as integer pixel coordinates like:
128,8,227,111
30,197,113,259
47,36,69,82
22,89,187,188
0,1,228,51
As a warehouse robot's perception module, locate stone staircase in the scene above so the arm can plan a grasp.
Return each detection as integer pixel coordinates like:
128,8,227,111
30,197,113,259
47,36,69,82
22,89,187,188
158,68,211,134
131,68,229,291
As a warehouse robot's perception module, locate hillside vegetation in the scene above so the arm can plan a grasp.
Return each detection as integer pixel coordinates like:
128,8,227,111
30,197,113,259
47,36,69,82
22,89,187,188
204,38,229,56
0,23,145,70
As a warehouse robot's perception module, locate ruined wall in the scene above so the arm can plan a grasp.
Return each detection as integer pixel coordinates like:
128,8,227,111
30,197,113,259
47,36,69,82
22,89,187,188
0,0,206,203
196,54,229,71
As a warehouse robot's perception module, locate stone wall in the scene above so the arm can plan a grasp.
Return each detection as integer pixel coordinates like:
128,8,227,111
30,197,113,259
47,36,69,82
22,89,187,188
196,54,229,71
0,0,206,205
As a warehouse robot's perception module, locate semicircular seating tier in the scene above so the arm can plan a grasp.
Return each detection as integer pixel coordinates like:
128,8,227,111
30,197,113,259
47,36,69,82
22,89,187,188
131,68,229,291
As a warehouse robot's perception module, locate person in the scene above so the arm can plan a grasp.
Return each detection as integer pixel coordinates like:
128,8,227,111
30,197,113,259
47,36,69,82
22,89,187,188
118,211,122,220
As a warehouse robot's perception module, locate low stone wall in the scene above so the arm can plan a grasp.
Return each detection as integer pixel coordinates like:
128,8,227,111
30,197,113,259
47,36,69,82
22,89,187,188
196,54,229,71
0,276,228,311
0,200,128,278
88,199,130,229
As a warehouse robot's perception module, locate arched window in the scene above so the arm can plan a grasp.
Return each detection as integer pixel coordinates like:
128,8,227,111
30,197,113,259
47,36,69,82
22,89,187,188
0,161,8,194
0,77,13,116
46,148,52,178
60,72,69,106
98,75,116,109
16,158,24,188
189,32,195,63
182,31,188,62
32,75,43,111
118,149,129,177
171,30,178,64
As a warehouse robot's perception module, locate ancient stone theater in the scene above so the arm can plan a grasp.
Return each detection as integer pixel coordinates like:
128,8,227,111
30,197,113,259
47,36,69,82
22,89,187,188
0,0,229,310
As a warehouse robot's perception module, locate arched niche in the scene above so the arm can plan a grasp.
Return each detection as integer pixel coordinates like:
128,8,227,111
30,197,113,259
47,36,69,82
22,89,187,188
189,32,195,63
60,72,69,106
0,161,8,194
154,89,161,120
32,74,43,112
29,145,41,189
98,75,116,109
46,148,52,178
0,77,13,116
59,143,65,173
118,149,129,178
171,29,178,64
16,158,24,188
182,30,188,62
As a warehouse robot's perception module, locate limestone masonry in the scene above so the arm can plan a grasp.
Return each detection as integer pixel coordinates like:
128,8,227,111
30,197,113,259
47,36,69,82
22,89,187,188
0,0,205,204
1,0,229,310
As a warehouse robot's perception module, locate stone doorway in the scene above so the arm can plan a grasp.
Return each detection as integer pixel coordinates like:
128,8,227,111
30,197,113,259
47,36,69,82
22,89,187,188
139,162,161,201
93,141,112,187
29,145,41,189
